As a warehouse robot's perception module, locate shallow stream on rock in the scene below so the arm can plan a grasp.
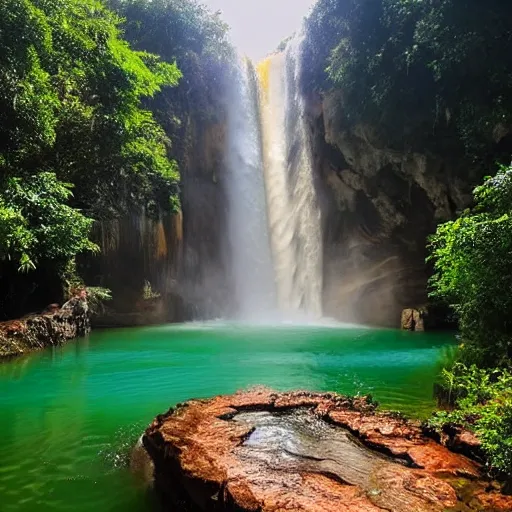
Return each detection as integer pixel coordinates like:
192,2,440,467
0,322,455,511
235,409,391,489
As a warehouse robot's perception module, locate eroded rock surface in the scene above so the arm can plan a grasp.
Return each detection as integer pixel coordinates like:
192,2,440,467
401,308,425,331
142,389,512,512
0,296,89,359
307,90,486,327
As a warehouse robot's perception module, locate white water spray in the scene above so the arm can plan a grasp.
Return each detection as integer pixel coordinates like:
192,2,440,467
257,35,323,318
225,58,277,320
223,34,323,321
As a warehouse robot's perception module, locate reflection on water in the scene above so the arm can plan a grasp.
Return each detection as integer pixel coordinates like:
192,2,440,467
0,323,455,512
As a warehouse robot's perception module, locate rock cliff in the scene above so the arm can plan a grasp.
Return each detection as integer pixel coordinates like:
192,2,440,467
81,103,230,324
179,115,232,319
308,90,478,326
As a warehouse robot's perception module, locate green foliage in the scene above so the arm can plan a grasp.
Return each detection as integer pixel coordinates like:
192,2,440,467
86,286,113,315
303,0,512,160
429,364,512,477
109,0,233,132
110,0,231,62
142,280,160,300
0,173,96,272
0,0,182,280
429,164,512,366
60,258,111,313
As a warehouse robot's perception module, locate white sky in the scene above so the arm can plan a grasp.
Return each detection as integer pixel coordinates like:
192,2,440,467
202,0,317,62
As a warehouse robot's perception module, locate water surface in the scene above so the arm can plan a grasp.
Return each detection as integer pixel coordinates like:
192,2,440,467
0,322,454,511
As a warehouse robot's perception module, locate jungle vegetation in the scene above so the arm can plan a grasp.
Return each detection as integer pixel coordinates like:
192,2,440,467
302,0,512,478
0,0,229,317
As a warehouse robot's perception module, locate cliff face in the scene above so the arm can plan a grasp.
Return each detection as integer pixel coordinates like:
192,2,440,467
179,115,232,319
309,90,475,326
82,64,481,328
80,84,230,324
83,212,183,326
175,84,477,326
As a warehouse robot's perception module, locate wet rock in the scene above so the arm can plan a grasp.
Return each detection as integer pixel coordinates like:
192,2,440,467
130,436,155,487
401,308,415,330
401,308,425,331
0,296,90,359
142,389,511,512
425,423,484,462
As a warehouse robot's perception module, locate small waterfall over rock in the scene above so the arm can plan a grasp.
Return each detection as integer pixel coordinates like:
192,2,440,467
224,58,277,320
256,34,323,318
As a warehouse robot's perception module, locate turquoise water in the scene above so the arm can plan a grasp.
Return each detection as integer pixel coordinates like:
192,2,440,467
0,322,455,511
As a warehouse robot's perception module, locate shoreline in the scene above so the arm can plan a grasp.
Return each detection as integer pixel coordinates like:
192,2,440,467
0,296,90,360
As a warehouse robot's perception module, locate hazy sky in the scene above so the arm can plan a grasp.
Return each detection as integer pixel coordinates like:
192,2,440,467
202,0,317,62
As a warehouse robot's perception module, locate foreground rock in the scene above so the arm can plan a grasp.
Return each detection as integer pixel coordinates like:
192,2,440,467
143,389,512,512
0,296,89,359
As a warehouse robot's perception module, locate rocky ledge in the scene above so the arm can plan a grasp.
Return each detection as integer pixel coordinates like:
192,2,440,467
0,296,89,359
142,389,512,512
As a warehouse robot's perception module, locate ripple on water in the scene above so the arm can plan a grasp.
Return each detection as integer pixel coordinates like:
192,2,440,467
0,323,455,511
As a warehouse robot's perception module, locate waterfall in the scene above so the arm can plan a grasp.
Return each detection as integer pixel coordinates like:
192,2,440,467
225,58,277,320
223,36,323,321
256,35,323,318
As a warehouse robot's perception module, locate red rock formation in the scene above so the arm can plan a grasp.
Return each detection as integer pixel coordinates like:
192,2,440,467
143,389,512,512
0,296,89,359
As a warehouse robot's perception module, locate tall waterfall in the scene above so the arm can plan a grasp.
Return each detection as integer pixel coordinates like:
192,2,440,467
225,58,277,320
256,35,323,318
224,36,323,321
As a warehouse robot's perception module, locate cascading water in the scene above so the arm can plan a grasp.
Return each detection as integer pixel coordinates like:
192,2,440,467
224,58,277,320
256,34,323,318
222,34,323,321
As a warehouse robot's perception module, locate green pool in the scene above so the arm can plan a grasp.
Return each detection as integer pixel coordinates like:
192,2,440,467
0,322,455,511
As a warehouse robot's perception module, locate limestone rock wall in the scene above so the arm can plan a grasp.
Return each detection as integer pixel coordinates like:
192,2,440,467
179,116,232,319
82,211,184,327
81,112,229,324
308,90,476,326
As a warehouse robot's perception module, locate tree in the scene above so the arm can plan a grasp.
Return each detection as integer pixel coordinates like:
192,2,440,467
429,164,512,367
0,0,182,272
109,0,233,137
303,0,512,162
0,0,182,316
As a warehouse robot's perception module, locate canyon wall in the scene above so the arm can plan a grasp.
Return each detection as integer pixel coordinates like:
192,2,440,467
82,52,497,328
179,114,231,319
82,109,230,325
307,90,476,326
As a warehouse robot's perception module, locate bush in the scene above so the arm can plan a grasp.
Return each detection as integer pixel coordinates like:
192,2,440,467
429,363,512,477
0,173,97,272
428,164,512,366
86,287,113,315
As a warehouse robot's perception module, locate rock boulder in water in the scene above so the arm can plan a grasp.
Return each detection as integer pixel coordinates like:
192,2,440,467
142,389,512,511
401,308,425,331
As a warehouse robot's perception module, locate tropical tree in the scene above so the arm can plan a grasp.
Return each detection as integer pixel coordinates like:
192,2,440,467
0,0,181,273
429,164,512,367
303,0,512,162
